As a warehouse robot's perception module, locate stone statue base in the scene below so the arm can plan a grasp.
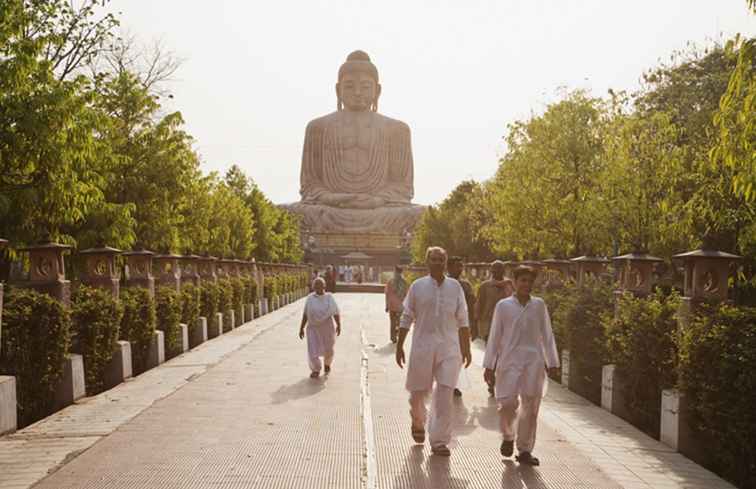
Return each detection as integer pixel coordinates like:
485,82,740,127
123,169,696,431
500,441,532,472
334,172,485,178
282,202,424,234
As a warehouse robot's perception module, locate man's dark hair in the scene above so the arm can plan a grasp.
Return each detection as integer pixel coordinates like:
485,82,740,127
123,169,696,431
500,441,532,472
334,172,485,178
513,265,536,280
448,256,464,265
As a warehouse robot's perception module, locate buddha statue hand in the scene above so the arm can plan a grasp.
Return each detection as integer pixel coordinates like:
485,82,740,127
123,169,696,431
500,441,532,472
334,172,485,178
318,193,386,209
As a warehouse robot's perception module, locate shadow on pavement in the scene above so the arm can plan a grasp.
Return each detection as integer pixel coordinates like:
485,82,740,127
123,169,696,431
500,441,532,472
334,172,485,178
501,460,549,489
391,445,471,489
270,377,326,404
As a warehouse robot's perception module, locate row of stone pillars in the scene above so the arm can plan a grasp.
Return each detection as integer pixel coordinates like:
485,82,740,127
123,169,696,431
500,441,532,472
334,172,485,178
553,248,741,462
0,239,310,435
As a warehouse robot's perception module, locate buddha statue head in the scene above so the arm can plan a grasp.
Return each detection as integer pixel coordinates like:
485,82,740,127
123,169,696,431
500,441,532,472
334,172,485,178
336,50,382,112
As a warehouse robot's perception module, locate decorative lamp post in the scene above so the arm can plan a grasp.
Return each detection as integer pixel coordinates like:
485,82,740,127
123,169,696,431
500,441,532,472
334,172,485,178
123,249,155,298
570,256,610,286
612,252,664,296
153,253,182,292
181,254,202,287
198,255,218,283
503,261,520,279
18,241,72,306
672,249,742,302
78,246,122,299
542,259,573,287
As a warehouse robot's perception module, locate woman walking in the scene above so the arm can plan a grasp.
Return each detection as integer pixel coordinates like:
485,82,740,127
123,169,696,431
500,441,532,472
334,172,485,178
299,277,342,378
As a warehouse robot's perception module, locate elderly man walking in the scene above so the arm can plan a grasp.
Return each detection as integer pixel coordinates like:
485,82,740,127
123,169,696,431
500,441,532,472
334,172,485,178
396,247,472,457
385,265,408,343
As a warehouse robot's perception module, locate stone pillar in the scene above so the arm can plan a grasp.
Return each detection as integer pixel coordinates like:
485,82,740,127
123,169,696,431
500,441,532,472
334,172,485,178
104,341,132,389
180,254,202,287
123,250,155,298
190,317,208,347
560,350,571,387
0,376,16,435
262,298,269,315
0,238,6,355
78,246,122,299
179,323,189,353
153,254,181,292
661,248,741,456
612,252,663,296
570,256,610,286
54,354,85,409
145,330,165,369
601,364,631,420
244,303,254,324
225,309,235,331
208,312,224,337
17,242,72,307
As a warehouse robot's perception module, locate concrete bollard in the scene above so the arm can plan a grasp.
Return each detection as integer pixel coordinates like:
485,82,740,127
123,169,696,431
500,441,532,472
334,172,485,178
104,341,133,389
660,388,708,466
145,330,165,369
236,306,244,327
560,350,570,387
262,299,269,315
179,323,189,353
208,312,223,338
244,304,254,324
225,310,235,330
0,376,17,435
190,317,208,347
55,354,86,409
601,364,631,420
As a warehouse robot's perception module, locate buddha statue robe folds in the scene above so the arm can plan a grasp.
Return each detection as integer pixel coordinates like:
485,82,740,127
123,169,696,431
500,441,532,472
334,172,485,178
283,50,424,234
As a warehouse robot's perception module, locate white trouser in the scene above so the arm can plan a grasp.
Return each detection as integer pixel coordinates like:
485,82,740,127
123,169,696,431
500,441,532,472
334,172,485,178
308,352,334,373
498,395,542,452
409,384,454,447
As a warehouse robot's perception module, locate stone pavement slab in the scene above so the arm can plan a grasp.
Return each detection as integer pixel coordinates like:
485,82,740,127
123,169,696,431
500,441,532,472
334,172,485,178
0,293,736,489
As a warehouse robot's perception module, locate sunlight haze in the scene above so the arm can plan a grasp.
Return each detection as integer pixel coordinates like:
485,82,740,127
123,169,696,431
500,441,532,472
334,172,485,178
108,1,755,205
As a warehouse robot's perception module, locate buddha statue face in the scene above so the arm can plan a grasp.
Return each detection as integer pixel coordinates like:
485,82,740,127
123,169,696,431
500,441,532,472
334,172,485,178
335,50,382,112
337,71,380,112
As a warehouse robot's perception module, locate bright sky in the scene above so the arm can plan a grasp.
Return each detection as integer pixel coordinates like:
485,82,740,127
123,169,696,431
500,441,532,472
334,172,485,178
110,1,754,205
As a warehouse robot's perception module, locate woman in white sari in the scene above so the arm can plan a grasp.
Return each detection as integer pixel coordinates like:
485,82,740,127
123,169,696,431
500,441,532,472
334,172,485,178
299,277,342,378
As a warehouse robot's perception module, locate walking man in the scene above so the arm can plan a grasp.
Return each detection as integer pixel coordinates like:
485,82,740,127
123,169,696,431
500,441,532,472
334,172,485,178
384,265,408,343
447,256,476,397
476,260,513,395
483,266,559,466
396,247,472,457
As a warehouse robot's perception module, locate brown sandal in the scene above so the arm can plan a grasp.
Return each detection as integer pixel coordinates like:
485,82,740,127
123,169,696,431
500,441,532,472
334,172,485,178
411,426,425,444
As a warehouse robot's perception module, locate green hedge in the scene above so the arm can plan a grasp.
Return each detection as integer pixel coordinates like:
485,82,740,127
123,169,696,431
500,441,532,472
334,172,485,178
230,277,244,318
678,302,756,489
0,287,72,427
604,290,680,437
71,285,124,395
120,287,156,375
155,286,182,357
554,276,614,404
217,279,233,313
180,283,201,328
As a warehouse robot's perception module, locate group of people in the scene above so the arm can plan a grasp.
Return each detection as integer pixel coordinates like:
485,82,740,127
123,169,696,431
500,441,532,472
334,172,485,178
298,248,559,465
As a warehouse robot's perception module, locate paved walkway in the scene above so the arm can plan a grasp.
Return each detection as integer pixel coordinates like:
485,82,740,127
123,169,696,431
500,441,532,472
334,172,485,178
0,294,734,489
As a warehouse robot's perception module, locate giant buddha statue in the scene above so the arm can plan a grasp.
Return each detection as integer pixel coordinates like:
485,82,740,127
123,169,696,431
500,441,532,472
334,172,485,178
283,50,424,234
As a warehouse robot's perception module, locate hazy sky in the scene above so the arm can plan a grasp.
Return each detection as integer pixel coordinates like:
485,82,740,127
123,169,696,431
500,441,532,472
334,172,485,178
109,1,754,205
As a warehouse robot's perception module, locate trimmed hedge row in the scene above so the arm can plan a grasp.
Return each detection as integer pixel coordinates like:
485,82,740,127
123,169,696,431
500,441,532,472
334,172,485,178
120,287,156,375
0,287,72,427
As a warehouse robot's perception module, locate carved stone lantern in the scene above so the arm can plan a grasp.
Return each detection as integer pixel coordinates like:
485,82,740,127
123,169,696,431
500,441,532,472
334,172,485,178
612,252,663,295
153,253,182,292
672,249,742,302
123,250,155,298
231,259,244,278
198,255,218,283
180,254,202,287
519,260,545,287
217,259,232,279
503,261,519,279
570,256,610,286
542,259,573,287
18,241,72,306
78,246,122,299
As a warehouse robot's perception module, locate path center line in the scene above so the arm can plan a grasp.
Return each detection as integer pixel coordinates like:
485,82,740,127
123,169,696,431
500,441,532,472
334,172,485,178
360,326,377,489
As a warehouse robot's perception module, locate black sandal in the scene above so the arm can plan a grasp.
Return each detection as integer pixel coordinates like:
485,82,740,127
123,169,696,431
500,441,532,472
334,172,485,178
309,371,320,379
431,445,451,457
500,439,514,457
324,365,331,374
516,451,540,466
411,426,425,444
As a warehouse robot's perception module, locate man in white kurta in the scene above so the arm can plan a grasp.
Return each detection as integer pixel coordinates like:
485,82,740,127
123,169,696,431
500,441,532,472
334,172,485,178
396,247,471,456
483,266,559,465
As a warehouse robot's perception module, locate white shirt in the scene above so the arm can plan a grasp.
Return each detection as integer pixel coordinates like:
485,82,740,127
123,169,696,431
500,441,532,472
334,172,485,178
400,276,469,362
483,295,560,371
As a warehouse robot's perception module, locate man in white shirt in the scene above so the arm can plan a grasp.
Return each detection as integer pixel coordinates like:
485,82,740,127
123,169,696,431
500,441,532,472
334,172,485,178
483,265,559,466
396,247,472,457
